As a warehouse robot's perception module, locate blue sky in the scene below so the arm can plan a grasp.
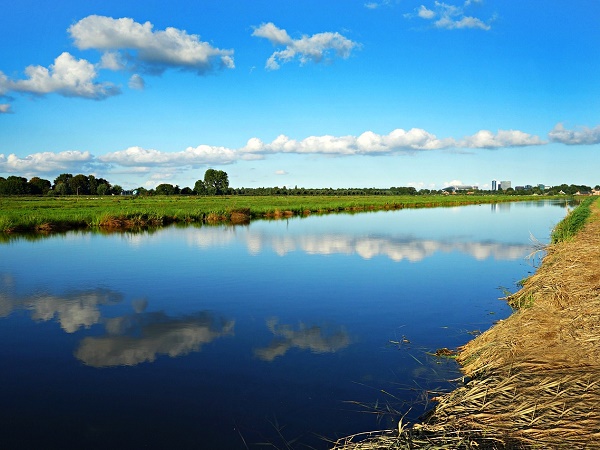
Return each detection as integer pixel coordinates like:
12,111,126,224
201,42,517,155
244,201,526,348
1,0,599,190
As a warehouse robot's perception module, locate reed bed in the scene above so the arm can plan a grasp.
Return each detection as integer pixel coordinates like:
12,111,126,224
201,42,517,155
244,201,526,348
335,198,600,450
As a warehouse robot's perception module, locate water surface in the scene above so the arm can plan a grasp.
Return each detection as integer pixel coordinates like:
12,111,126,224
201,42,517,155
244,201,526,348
0,200,569,449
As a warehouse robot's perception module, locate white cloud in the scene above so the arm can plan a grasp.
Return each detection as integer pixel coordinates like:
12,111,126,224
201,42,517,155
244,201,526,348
364,0,394,8
99,145,237,167
252,22,358,70
435,15,490,30
410,1,491,30
458,129,545,148
0,127,550,180
548,123,600,145
241,128,454,156
7,52,120,99
128,74,145,90
99,51,126,70
0,72,9,95
69,15,235,74
418,5,436,19
0,104,12,114
0,150,93,173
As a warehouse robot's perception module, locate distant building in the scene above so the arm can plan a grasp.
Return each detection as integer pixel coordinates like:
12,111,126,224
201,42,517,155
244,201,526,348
492,180,497,191
500,180,512,190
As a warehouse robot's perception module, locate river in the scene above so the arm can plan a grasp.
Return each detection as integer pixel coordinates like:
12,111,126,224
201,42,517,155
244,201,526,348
0,200,570,449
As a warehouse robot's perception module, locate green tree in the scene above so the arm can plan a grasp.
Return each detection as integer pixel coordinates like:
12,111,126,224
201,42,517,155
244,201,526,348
0,176,29,195
97,183,110,196
53,173,73,194
155,183,177,195
69,174,90,195
111,185,123,195
203,169,229,195
194,179,207,195
28,177,51,195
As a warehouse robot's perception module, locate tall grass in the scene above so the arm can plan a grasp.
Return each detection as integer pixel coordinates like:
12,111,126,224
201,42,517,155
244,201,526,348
550,196,596,243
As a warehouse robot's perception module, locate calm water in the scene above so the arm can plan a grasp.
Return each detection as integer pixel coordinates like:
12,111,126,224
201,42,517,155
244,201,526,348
0,201,569,449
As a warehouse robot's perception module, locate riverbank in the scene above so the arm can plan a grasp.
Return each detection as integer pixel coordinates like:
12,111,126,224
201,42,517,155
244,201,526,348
0,194,561,234
335,197,600,449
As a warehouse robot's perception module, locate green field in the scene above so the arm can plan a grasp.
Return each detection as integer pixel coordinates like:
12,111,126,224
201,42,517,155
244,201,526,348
0,194,565,234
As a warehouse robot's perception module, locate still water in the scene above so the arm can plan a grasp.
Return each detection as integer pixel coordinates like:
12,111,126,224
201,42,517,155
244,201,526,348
0,201,569,449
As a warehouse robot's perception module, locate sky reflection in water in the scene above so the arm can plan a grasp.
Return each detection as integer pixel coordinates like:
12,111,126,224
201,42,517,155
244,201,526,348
0,201,569,449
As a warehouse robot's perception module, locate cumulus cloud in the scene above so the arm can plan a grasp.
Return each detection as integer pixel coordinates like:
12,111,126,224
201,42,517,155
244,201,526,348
252,22,358,70
241,128,455,156
418,5,436,19
275,170,288,175
409,1,492,30
128,74,145,90
69,15,234,75
0,104,12,114
0,71,10,95
99,51,126,70
548,123,600,145
5,52,120,99
98,145,237,167
458,129,545,149
0,127,548,179
0,150,93,174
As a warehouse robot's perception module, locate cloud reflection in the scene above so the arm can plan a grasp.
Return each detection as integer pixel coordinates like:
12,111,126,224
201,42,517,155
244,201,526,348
186,229,532,262
0,276,234,367
75,312,235,367
0,283,122,333
255,318,350,361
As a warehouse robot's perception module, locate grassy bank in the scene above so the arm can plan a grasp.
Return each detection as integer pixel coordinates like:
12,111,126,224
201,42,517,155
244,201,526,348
0,194,557,234
335,197,600,449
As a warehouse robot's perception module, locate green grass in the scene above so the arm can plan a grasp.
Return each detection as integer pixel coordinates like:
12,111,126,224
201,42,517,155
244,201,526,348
0,194,566,234
550,196,597,243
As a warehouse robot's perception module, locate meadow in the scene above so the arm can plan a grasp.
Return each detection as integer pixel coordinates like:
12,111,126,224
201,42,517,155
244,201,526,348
0,194,560,234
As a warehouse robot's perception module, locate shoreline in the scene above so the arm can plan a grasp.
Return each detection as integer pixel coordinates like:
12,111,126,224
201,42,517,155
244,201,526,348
0,194,571,235
335,197,600,449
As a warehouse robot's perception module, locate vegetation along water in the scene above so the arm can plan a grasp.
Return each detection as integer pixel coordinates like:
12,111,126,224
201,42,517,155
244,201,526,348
0,194,573,235
335,197,600,449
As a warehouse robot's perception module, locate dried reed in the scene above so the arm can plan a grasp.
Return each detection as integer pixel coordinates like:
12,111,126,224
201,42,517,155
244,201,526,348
335,198,600,449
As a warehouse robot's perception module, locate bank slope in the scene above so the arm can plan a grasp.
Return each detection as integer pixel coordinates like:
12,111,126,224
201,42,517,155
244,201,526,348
335,197,600,449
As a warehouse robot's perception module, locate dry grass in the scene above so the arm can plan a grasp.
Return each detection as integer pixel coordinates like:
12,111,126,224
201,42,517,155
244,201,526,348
335,198,600,449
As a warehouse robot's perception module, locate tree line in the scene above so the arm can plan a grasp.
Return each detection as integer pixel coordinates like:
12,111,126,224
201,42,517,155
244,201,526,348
0,170,596,197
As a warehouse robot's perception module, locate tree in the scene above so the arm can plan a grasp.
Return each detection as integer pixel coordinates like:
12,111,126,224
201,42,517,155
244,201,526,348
194,179,207,195
69,174,90,195
203,169,229,195
155,183,177,195
0,176,29,195
88,175,99,195
97,183,110,196
53,173,73,194
28,177,51,195
111,185,123,195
